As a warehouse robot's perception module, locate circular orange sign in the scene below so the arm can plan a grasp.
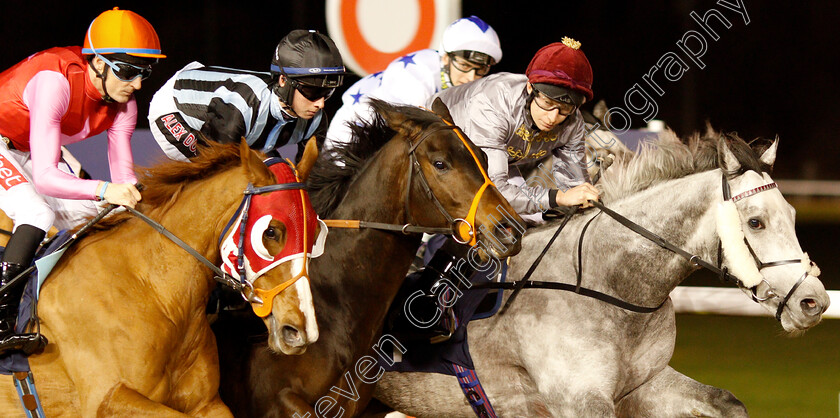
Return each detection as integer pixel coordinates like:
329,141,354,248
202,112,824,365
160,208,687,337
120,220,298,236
327,0,459,76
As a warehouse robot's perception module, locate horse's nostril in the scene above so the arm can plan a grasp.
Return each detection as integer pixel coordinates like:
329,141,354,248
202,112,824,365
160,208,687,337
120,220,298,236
282,325,303,346
493,222,516,244
800,298,823,316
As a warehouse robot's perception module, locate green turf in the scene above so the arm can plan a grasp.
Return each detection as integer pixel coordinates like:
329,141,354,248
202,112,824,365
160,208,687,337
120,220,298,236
670,314,840,418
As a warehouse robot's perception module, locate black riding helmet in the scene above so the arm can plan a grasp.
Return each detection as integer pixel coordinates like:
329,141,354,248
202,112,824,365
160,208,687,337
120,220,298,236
271,30,349,105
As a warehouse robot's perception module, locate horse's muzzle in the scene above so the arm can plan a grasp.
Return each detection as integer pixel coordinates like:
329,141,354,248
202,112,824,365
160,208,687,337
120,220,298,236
479,219,522,259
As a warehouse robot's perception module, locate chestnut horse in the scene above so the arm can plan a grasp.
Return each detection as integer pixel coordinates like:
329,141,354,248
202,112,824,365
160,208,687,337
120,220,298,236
213,98,524,417
0,140,321,416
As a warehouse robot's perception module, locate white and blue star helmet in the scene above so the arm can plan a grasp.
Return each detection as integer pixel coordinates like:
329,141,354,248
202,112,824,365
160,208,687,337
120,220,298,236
440,16,503,66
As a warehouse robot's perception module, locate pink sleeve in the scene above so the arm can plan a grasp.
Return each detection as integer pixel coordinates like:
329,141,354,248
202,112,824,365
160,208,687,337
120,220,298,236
24,71,100,200
107,98,138,185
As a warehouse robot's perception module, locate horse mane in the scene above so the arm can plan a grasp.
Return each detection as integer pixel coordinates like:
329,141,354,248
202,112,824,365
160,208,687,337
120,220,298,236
307,99,441,217
83,142,246,232
599,125,773,203
138,142,245,206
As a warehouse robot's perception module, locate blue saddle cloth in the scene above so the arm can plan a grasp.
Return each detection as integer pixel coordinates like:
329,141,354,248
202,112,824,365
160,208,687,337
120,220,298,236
378,236,507,376
0,231,72,374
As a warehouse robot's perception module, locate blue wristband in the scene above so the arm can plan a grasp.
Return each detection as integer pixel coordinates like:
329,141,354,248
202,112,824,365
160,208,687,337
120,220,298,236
98,181,110,202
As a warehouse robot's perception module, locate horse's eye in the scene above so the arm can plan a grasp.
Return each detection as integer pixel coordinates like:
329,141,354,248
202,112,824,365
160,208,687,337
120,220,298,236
433,160,447,170
264,227,277,240
748,218,764,230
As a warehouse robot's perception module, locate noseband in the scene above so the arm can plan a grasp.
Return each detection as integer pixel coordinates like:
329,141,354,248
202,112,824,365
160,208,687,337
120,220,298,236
719,175,808,321
404,120,492,246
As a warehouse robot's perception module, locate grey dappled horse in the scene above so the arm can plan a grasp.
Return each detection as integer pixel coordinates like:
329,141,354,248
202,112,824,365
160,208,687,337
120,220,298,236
372,130,830,417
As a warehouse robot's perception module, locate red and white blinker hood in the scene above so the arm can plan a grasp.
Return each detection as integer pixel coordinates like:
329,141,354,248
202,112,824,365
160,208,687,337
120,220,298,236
219,161,326,313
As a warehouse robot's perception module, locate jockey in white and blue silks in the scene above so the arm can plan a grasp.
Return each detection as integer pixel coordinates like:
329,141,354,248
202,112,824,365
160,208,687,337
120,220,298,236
149,30,348,162
324,16,502,151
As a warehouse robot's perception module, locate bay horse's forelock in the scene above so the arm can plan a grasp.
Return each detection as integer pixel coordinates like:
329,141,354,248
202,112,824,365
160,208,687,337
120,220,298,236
0,142,312,416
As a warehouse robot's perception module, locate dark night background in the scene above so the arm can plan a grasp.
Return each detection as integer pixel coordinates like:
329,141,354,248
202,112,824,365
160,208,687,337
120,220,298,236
3,0,838,181
2,6,838,408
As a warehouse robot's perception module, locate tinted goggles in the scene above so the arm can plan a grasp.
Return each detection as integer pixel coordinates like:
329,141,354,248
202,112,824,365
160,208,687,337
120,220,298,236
99,55,152,82
289,78,335,102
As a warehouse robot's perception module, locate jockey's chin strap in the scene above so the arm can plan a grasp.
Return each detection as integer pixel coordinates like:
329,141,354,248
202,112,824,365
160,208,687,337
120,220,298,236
324,119,493,247
488,171,810,322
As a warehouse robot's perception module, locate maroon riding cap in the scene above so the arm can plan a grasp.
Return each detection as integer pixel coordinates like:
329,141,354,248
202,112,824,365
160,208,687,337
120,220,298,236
525,37,594,101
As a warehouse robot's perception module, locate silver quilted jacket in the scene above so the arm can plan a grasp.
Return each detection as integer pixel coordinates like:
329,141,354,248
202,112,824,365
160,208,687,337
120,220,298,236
430,73,590,215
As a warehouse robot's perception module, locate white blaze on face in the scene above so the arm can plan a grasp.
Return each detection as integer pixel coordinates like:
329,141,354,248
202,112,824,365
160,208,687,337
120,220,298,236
270,257,318,343
295,276,319,343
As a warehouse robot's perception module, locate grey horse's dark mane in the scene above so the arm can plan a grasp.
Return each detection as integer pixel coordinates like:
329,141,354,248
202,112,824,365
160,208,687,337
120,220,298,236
599,126,773,202
306,99,442,217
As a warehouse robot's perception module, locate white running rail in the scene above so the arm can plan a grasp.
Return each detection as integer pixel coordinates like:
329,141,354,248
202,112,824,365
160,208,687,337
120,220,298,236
671,286,839,318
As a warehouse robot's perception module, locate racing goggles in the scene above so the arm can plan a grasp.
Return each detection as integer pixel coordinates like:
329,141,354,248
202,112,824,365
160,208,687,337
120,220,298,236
448,54,491,76
533,90,577,116
289,78,336,102
99,55,152,82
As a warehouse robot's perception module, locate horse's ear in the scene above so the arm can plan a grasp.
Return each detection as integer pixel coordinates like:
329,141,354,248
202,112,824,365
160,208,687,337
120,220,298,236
369,98,409,130
240,138,272,186
593,100,609,128
296,136,319,181
431,97,454,124
718,136,741,174
759,136,779,167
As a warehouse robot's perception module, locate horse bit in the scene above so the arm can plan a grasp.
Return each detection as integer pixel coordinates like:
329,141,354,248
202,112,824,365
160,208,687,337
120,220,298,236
719,174,810,321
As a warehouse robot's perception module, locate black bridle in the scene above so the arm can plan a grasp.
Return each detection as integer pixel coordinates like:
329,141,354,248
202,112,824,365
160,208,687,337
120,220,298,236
124,181,310,304
485,171,811,322
719,175,808,320
7,181,309,300
325,119,493,246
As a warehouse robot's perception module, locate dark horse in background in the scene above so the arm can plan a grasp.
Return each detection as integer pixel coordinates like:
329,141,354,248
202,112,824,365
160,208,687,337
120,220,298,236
213,98,524,416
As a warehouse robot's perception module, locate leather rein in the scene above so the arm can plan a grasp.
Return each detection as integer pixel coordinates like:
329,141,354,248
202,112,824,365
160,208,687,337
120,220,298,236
0,181,292,301
128,181,309,303
482,172,807,321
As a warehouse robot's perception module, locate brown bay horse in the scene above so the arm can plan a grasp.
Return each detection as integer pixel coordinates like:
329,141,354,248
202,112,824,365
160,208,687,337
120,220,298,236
0,140,321,416
213,98,524,416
